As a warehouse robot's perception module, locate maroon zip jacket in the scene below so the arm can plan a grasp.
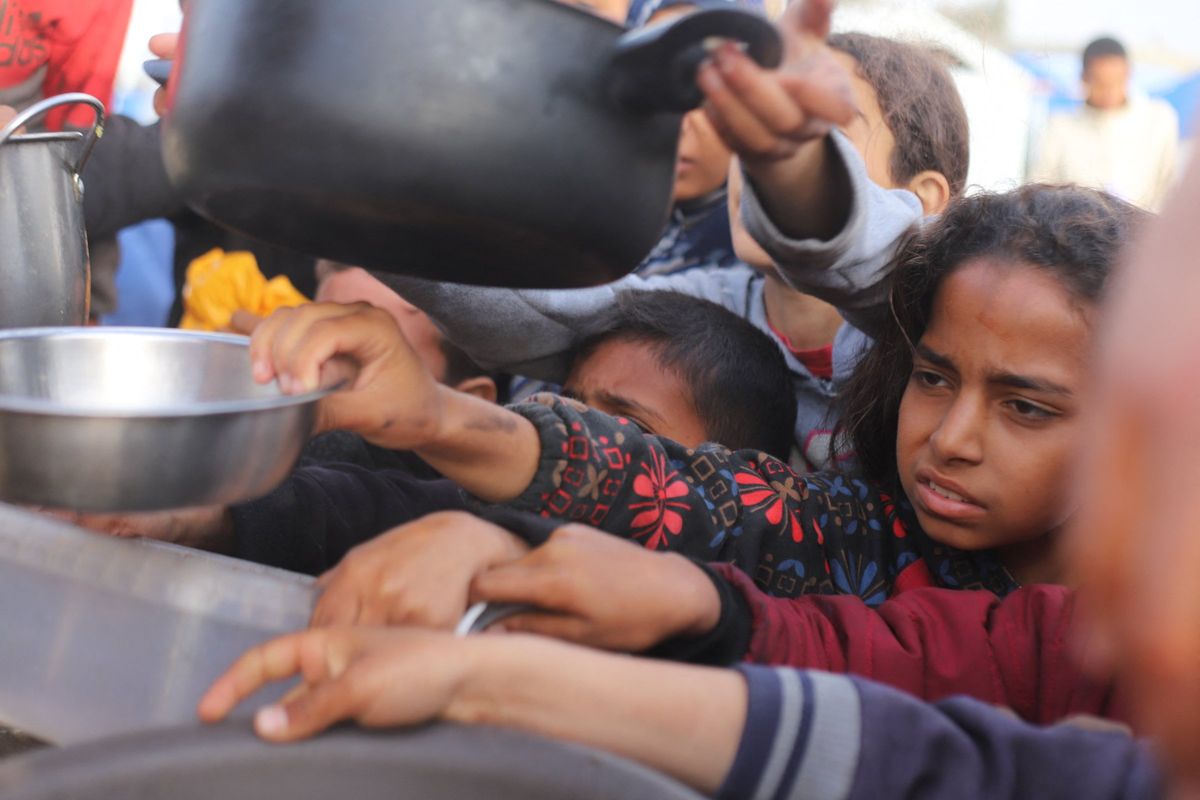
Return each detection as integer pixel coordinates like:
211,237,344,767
707,563,1131,727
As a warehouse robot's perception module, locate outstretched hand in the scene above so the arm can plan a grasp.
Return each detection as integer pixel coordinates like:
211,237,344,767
197,627,472,741
311,512,528,630
471,524,721,652
250,302,446,449
696,0,855,166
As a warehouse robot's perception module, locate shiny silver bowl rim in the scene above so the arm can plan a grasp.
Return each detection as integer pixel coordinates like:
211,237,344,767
0,327,334,418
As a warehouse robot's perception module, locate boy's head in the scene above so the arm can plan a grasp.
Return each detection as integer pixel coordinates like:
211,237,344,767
1081,37,1130,111
827,32,970,215
728,32,971,272
315,262,499,403
563,291,796,456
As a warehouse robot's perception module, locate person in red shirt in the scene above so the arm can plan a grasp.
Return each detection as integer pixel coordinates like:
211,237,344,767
0,0,132,129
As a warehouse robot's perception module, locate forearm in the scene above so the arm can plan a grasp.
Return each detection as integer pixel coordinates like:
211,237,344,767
741,131,924,336
742,136,850,243
449,636,746,795
412,388,541,504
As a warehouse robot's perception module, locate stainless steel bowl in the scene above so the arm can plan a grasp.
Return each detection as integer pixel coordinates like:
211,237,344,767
0,327,329,511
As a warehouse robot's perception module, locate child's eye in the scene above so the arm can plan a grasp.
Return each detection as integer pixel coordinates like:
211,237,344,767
913,369,948,389
630,418,654,436
1006,399,1057,420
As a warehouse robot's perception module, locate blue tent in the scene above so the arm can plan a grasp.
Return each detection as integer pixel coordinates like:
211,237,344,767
1162,73,1200,135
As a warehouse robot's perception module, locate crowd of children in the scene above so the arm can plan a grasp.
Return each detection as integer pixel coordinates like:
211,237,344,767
60,0,1200,797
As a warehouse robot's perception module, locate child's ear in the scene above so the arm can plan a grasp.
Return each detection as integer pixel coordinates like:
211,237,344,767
452,376,499,405
906,170,953,216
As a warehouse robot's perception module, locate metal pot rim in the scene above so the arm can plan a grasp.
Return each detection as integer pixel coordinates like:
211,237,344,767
0,391,330,418
1,131,84,145
0,327,333,417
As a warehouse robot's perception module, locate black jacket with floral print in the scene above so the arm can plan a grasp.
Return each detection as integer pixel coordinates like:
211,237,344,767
474,396,1019,605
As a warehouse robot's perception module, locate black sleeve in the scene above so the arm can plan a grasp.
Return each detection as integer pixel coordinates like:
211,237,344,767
643,562,753,665
80,116,185,240
230,463,465,575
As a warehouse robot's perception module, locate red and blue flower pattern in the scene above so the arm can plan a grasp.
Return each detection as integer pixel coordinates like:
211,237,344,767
493,397,1019,606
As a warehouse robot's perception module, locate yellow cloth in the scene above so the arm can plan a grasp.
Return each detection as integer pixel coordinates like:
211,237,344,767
179,248,310,331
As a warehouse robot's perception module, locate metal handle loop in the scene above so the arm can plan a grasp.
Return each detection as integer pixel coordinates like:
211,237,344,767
454,602,535,637
0,93,107,175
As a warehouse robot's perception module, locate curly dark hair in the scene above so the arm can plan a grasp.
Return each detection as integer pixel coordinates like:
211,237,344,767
828,32,970,197
839,184,1148,482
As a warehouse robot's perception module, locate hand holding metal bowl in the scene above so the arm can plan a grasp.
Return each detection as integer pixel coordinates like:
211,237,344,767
157,0,782,289
0,328,334,513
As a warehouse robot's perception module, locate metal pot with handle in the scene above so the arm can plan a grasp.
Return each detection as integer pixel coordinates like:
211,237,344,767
0,94,105,328
159,0,781,289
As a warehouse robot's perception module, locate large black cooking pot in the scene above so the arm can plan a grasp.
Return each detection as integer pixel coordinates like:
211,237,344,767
161,0,780,288
0,722,705,799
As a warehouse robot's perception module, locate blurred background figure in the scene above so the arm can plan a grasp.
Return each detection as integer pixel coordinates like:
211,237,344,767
1030,36,1179,210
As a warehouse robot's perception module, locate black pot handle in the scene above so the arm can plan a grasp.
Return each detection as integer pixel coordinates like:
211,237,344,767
608,8,783,115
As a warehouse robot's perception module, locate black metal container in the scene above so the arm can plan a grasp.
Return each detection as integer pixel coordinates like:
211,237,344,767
161,0,779,288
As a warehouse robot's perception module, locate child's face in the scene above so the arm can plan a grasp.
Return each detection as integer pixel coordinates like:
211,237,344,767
563,338,711,448
1084,55,1130,111
649,5,734,203
829,50,899,191
895,259,1092,557
315,268,450,383
726,162,775,270
675,109,734,202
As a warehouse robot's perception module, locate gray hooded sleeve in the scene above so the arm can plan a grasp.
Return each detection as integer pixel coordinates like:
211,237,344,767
378,267,762,384
740,130,925,337
383,131,923,378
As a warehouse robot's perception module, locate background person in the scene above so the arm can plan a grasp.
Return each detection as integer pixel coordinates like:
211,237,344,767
1030,36,1179,211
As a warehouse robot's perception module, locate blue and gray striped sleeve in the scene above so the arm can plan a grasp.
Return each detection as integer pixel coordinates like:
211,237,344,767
719,666,1162,800
718,666,861,800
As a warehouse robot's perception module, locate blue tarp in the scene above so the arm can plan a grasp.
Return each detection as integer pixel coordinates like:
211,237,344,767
1162,73,1200,134
1014,51,1199,136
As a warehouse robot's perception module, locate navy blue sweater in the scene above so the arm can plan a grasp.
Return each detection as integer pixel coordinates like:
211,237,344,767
721,666,1162,800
